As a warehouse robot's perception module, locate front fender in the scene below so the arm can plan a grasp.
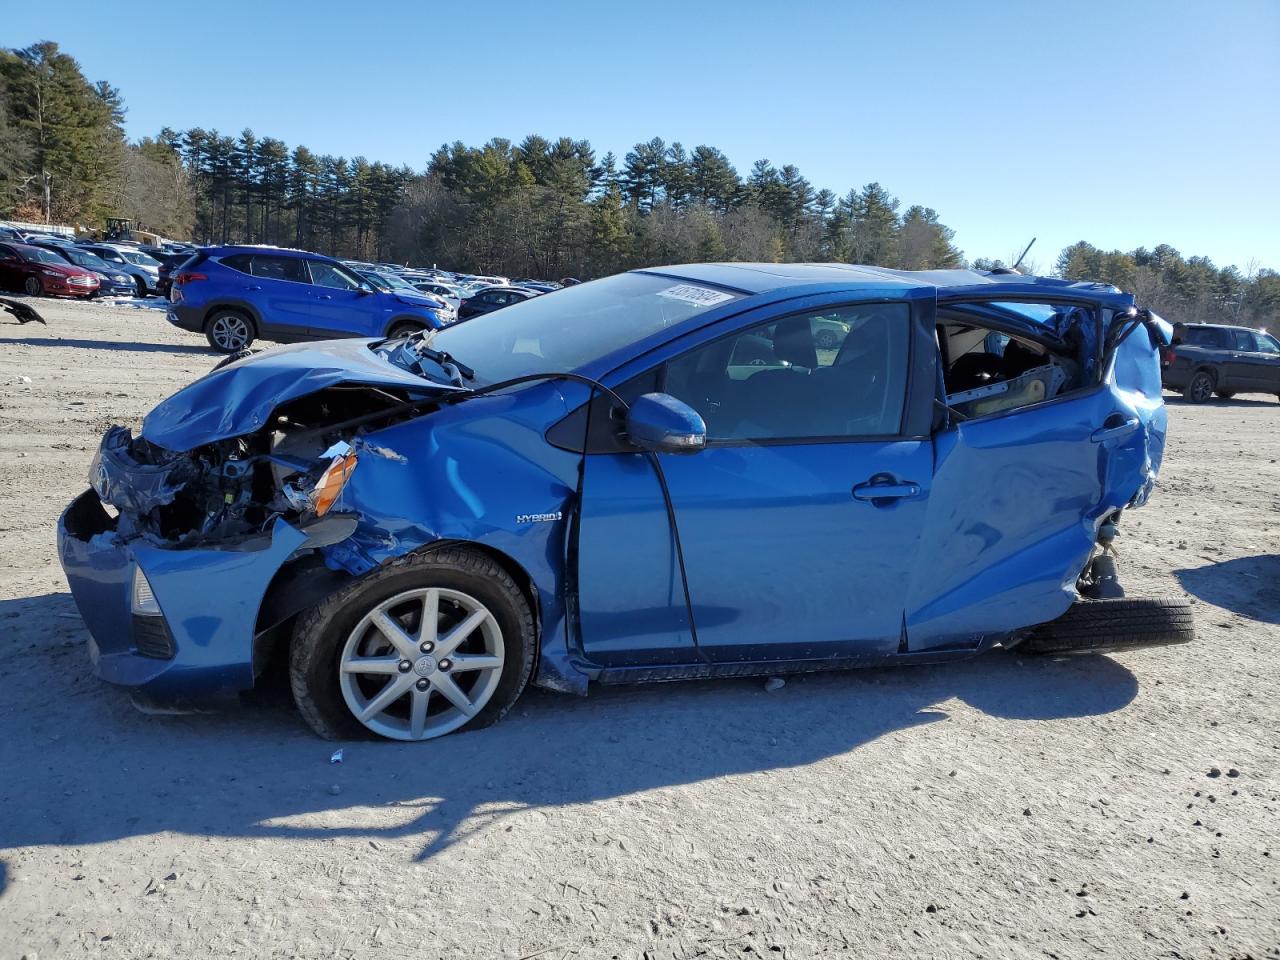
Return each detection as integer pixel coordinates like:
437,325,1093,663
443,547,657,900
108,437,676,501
317,384,590,692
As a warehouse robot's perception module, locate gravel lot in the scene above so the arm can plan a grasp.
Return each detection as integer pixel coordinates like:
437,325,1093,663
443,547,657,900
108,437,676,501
1,296,1277,960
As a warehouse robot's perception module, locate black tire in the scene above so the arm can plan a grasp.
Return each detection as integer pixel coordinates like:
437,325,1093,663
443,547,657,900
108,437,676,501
23,275,42,297
1022,598,1194,656
1215,391,1235,399
387,319,425,339
204,309,256,353
290,546,535,741
134,275,148,298
1182,370,1215,403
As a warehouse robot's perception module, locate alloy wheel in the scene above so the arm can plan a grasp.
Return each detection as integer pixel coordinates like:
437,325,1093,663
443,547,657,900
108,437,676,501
23,276,41,297
209,314,250,351
1189,372,1214,403
338,587,505,741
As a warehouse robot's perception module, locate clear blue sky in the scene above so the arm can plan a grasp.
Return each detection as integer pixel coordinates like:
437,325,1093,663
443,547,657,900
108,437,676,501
7,0,1278,271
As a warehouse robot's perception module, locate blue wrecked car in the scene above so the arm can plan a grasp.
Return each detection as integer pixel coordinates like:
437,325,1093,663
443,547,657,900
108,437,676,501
58,264,1192,741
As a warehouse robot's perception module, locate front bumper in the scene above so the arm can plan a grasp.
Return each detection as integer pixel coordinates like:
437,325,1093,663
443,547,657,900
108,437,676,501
58,489,308,697
44,276,99,297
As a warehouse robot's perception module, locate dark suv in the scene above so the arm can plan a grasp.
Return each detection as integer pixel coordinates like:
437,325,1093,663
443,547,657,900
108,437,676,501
168,246,452,352
1161,322,1280,402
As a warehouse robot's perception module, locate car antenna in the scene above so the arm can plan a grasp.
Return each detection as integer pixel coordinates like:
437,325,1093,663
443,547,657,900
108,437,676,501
1011,237,1037,273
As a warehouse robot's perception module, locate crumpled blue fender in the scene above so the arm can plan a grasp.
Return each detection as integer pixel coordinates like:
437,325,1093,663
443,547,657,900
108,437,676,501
314,383,591,693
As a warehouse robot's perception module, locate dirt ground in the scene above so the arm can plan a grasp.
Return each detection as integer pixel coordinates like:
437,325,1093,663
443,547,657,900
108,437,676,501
1,296,1276,960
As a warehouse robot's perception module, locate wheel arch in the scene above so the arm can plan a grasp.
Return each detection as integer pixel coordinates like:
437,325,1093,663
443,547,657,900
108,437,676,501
202,300,263,335
383,314,431,337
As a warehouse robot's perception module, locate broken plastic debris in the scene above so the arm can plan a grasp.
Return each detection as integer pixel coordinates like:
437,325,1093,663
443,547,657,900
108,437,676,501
330,749,344,764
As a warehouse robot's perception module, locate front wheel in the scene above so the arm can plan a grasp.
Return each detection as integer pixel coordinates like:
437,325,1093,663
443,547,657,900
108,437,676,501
290,546,536,741
205,310,255,352
134,276,148,298
1182,370,1215,403
23,275,42,297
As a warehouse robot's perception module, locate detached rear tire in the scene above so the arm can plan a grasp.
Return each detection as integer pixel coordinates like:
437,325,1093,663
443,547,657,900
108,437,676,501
1023,598,1194,656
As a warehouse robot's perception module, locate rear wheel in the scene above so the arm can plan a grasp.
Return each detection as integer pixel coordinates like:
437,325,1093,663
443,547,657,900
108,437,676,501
23,275,42,297
1182,370,1215,403
290,546,535,741
205,310,255,353
1022,598,1194,656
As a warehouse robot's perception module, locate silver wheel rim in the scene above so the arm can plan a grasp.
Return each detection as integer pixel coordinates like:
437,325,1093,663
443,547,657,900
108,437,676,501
339,587,504,741
1191,374,1212,402
211,315,249,350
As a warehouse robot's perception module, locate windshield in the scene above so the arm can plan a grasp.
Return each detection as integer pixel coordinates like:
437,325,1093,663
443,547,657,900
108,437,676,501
427,271,744,383
62,248,110,270
359,272,392,291
26,247,66,264
375,272,417,292
122,251,161,267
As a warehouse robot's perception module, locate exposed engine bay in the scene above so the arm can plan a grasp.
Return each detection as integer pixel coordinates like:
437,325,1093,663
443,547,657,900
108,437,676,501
92,385,424,544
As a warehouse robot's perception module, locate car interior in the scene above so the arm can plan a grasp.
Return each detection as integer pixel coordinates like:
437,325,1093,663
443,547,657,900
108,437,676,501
937,303,1086,419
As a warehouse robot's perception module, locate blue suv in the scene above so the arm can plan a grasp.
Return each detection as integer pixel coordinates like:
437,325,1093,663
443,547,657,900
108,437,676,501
168,246,452,352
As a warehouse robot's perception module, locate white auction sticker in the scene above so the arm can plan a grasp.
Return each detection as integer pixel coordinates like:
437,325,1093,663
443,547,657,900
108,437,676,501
655,283,735,308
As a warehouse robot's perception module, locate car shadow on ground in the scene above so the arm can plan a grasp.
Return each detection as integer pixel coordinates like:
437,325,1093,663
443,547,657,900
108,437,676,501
0,336,212,355
1175,554,1280,624
0,592,1141,882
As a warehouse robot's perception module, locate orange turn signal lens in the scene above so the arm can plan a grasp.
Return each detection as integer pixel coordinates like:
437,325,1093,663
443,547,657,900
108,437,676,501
311,452,357,516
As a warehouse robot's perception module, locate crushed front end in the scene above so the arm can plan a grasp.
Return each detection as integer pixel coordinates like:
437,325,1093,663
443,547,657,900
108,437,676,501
58,377,440,699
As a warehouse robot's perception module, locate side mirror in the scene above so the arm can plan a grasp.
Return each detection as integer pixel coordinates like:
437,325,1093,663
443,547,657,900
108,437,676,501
625,393,706,454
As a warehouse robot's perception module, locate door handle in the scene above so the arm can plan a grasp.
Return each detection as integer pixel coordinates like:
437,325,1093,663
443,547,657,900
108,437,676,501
1090,417,1139,443
246,285,262,291
852,479,920,503
315,294,333,300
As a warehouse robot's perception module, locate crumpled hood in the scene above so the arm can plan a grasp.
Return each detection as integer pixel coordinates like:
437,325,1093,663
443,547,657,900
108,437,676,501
141,337,460,451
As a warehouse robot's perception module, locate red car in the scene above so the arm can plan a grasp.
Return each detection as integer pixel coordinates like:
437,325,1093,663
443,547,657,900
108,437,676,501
0,241,100,298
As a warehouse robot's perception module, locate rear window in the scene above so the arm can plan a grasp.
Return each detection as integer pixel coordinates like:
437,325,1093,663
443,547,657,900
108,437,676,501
1184,329,1223,347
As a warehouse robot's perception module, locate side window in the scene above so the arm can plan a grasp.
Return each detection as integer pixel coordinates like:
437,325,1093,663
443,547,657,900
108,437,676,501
1253,332,1280,355
220,254,252,274
1184,329,1214,347
1231,330,1256,351
308,260,360,290
660,304,910,441
251,255,307,283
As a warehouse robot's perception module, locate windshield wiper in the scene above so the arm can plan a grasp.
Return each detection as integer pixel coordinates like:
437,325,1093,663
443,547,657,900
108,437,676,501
407,334,474,383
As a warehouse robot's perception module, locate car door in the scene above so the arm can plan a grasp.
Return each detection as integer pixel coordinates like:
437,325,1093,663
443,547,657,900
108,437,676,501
245,254,315,336
1224,329,1277,391
0,244,20,288
906,295,1164,651
575,292,936,668
1249,331,1280,391
304,259,384,338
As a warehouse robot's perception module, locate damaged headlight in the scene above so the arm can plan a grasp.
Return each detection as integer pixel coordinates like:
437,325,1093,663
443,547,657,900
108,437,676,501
282,441,358,517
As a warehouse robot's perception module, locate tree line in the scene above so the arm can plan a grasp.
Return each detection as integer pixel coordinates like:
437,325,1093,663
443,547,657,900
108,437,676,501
1,41,1276,328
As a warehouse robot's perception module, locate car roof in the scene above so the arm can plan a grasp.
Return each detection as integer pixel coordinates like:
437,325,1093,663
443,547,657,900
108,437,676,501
636,262,1131,302
1181,322,1254,331
206,245,324,260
